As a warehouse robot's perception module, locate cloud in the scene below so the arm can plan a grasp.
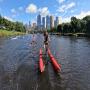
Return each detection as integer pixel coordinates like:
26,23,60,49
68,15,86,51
62,11,90,23
70,10,74,13
54,13,58,16
74,11,90,19
63,17,71,23
26,4,37,13
4,16,13,21
18,7,23,11
11,8,17,18
26,3,50,16
59,0,65,3
56,0,65,4
57,5,66,12
66,2,75,10
57,2,75,13
11,8,16,14
12,14,17,18
11,7,23,17
38,7,50,16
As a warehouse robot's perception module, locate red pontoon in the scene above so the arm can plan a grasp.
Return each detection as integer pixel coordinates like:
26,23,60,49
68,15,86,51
39,49,45,73
48,49,61,72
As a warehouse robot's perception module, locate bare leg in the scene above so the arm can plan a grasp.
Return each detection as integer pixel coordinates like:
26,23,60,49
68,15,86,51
45,44,49,64
45,44,49,56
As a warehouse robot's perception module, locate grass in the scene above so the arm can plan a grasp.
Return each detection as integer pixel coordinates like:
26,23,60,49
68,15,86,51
0,29,25,37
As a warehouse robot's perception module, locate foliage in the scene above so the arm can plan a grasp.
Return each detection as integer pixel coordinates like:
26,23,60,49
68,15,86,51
0,14,26,32
57,15,90,34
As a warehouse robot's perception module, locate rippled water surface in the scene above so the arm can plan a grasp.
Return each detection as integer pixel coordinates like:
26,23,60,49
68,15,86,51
0,34,90,90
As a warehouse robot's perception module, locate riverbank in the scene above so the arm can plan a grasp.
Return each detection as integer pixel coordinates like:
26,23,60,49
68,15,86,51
0,29,25,37
50,32,90,37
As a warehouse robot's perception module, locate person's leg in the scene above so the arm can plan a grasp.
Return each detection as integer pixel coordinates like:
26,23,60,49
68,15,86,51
45,44,49,64
43,41,45,48
44,43,47,53
45,44,48,54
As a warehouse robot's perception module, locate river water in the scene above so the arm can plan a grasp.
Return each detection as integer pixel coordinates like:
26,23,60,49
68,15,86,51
0,34,90,90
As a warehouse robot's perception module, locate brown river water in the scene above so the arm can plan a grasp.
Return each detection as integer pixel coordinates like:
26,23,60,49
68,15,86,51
0,34,90,90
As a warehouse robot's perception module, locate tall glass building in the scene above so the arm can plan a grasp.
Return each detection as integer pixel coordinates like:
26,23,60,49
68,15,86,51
56,17,59,26
37,14,41,29
50,15,54,29
46,15,50,30
42,17,46,28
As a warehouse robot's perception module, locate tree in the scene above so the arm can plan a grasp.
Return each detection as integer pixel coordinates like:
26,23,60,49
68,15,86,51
57,24,62,33
83,15,90,33
0,14,25,32
15,22,25,32
71,17,78,33
80,20,86,33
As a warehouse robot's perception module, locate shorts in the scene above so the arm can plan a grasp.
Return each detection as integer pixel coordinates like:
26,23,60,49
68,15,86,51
44,41,48,45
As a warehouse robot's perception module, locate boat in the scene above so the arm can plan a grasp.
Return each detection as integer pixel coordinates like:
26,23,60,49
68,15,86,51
39,48,45,73
48,49,61,72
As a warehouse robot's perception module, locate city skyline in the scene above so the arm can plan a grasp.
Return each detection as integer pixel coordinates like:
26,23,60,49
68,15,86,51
36,14,61,30
0,0,90,24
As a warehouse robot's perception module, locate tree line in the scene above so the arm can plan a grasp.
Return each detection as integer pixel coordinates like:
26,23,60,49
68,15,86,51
0,15,26,32
52,15,90,35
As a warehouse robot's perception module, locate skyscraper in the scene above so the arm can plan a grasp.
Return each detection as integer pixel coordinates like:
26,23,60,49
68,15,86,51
50,15,54,29
54,19,57,28
56,17,59,26
46,15,50,30
42,17,46,29
58,16,62,24
32,23,36,29
55,16,62,27
37,14,41,29
29,21,31,28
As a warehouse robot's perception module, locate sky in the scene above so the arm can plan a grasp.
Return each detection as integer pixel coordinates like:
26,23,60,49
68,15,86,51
0,0,90,24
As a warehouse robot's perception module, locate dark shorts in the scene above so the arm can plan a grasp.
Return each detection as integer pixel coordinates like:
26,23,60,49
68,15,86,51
44,41,48,45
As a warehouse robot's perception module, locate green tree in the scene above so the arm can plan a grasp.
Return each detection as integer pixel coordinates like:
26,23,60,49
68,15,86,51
71,17,78,33
83,16,90,33
80,20,86,33
57,24,62,33
0,14,25,32
15,22,25,32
